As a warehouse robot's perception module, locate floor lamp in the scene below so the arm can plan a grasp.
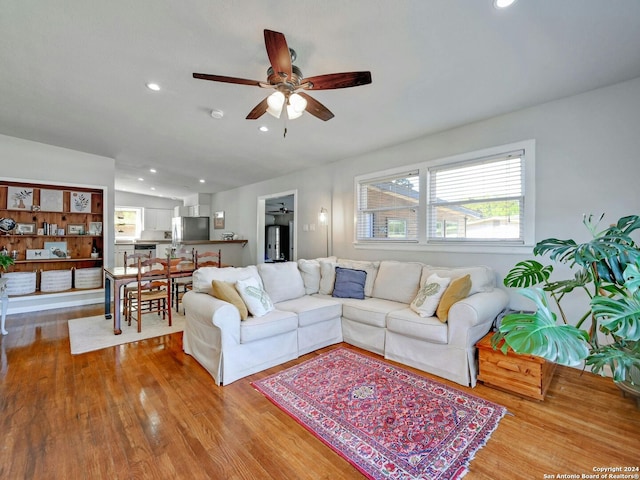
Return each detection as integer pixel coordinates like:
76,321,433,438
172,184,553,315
319,207,329,257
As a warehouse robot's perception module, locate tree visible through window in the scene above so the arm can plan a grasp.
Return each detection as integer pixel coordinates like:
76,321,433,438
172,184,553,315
427,151,524,242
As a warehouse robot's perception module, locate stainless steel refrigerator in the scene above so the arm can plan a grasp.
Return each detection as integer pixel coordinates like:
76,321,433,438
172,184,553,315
265,225,289,261
172,217,210,242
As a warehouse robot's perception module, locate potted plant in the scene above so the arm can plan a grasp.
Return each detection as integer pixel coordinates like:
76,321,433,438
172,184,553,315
0,253,14,275
494,214,640,405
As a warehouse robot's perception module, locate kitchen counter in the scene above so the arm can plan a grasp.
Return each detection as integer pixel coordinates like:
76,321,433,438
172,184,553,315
116,239,248,246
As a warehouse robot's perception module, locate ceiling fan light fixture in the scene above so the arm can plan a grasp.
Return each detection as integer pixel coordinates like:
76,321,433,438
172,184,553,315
266,91,285,118
494,0,516,8
287,93,307,120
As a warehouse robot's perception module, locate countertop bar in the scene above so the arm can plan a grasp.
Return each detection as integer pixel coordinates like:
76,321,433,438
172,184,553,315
115,239,248,246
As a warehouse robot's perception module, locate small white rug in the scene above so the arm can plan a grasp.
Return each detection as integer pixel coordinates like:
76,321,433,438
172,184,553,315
68,312,185,354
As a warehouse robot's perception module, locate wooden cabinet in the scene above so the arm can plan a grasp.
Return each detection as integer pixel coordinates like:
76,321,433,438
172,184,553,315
0,181,104,294
477,332,557,400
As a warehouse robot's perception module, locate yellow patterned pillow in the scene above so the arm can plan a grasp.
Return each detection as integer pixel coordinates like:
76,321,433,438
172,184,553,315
436,274,472,323
212,280,249,320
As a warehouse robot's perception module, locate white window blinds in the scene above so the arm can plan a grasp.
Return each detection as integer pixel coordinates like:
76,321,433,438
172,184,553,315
356,171,419,241
427,151,524,242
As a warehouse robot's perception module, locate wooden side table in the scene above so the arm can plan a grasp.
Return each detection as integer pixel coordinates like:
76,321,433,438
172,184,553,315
476,332,556,400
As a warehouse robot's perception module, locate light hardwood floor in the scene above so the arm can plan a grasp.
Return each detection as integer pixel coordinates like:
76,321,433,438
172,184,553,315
0,304,638,479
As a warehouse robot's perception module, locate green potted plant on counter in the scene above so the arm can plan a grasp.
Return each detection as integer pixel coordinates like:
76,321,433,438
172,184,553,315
494,214,640,406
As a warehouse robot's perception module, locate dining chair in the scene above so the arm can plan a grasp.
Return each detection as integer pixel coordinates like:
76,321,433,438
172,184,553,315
129,256,172,332
122,251,153,320
171,247,195,313
194,249,222,268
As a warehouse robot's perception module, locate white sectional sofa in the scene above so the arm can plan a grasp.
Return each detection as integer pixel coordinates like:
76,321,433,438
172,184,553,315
181,257,509,387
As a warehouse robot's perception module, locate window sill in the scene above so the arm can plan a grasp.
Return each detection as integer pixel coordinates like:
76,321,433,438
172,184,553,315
353,241,533,255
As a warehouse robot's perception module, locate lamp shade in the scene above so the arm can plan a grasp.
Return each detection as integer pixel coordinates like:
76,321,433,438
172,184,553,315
266,91,285,118
286,93,307,120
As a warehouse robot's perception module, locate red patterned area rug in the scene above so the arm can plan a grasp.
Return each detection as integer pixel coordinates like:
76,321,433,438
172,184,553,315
252,348,505,480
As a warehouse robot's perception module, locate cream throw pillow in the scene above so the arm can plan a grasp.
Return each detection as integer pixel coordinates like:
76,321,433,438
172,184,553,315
410,273,451,318
235,277,274,317
436,274,472,322
212,280,248,320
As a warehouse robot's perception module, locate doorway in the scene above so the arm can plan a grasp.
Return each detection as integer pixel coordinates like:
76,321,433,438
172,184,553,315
257,190,297,264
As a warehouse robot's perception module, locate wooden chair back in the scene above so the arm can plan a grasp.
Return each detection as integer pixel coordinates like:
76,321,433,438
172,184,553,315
195,249,222,268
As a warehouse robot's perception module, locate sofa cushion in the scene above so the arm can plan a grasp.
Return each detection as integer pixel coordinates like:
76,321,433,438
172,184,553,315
275,295,342,327
192,265,261,295
258,262,306,303
332,267,367,299
240,309,298,343
420,265,494,295
235,277,275,317
436,274,472,322
409,273,451,318
386,308,448,344
297,259,321,294
371,260,423,304
340,297,407,328
319,259,338,295
337,259,380,296
212,280,249,320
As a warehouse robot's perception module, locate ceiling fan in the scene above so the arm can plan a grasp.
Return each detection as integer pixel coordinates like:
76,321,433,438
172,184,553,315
267,203,293,215
193,29,372,122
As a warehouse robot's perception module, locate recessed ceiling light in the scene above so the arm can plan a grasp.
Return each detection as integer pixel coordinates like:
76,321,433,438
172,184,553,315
494,0,516,8
146,82,160,91
138,177,144,181
199,179,205,183
210,109,224,119
149,168,157,173
259,126,269,132
150,187,156,191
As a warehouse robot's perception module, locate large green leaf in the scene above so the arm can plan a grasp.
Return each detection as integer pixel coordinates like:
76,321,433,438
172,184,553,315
534,238,578,265
586,341,640,382
503,260,553,288
591,295,640,340
624,261,640,295
544,269,591,295
497,288,590,366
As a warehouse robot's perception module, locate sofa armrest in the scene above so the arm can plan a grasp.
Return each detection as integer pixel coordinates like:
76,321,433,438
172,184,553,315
182,291,242,346
447,289,509,346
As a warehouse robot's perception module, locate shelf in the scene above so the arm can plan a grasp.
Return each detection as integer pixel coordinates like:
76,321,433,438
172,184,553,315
1,234,101,238
14,258,102,264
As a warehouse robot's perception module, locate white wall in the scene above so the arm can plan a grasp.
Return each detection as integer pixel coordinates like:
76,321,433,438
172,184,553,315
211,76,640,312
115,190,183,210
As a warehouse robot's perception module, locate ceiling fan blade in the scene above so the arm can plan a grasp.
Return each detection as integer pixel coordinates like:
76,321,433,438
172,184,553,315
301,71,372,90
193,73,262,87
264,29,292,81
246,97,269,120
298,92,334,121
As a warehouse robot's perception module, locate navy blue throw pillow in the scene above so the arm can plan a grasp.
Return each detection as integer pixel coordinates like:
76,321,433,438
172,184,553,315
332,266,367,299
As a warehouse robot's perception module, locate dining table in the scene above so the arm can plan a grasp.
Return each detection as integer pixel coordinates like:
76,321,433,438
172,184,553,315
103,261,195,335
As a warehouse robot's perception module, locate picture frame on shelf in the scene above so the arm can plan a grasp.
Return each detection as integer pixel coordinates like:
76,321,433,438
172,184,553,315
88,222,102,235
15,222,36,234
39,189,64,212
26,249,50,260
70,192,92,213
7,187,34,210
214,210,225,229
44,241,68,258
67,224,85,235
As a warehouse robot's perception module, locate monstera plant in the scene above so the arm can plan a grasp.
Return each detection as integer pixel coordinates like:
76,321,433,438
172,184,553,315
493,214,640,396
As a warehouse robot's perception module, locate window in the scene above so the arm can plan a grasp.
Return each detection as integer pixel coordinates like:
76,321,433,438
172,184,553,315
356,171,419,241
427,150,524,243
114,207,142,240
354,140,535,249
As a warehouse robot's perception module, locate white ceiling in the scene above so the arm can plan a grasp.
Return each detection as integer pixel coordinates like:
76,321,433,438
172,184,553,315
2,1,640,200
